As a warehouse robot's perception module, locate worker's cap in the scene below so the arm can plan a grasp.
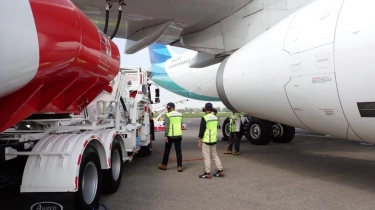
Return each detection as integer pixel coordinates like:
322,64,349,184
204,103,213,110
167,102,175,109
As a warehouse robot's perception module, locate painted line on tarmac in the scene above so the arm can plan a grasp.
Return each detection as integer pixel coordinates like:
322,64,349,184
295,134,331,138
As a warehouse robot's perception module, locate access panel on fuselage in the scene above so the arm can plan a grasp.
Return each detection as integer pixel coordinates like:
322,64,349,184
285,73,348,138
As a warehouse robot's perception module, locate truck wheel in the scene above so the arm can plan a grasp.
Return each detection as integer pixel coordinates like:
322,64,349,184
222,117,230,141
138,143,152,157
272,123,295,143
76,145,102,209
102,140,123,194
247,118,272,145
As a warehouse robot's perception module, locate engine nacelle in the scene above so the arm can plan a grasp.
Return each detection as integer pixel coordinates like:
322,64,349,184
216,0,375,143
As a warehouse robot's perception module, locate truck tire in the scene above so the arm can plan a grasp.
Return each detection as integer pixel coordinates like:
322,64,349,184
138,143,152,157
102,140,123,194
272,123,295,143
76,145,102,210
222,117,230,141
246,118,272,145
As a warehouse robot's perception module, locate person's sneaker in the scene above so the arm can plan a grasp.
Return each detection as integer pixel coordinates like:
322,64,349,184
178,166,183,172
199,172,211,179
213,170,225,177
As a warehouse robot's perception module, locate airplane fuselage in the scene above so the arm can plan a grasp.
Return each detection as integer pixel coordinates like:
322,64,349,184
151,50,221,101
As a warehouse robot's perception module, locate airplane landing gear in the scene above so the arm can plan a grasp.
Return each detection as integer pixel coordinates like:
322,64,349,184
221,117,243,141
246,118,273,145
272,123,295,143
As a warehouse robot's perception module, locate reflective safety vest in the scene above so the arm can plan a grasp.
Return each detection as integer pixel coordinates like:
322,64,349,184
229,113,241,132
202,113,219,143
166,111,182,137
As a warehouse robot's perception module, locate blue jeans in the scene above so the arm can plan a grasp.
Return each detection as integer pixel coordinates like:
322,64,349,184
228,132,241,152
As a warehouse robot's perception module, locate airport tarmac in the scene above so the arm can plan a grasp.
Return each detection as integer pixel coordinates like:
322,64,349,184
3,118,375,210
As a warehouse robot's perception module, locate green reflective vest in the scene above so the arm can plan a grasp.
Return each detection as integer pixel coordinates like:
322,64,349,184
229,113,241,132
166,111,182,137
202,113,219,143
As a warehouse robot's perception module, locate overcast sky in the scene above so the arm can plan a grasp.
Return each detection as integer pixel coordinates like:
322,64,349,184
112,38,225,110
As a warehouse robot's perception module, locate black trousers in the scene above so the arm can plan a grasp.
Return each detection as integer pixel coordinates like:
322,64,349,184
162,137,182,166
228,132,241,152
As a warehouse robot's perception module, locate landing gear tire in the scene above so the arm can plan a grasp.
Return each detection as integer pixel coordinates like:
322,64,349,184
76,145,102,210
244,120,251,140
138,143,152,157
272,123,295,143
246,118,273,145
222,117,244,141
102,140,123,194
222,117,230,141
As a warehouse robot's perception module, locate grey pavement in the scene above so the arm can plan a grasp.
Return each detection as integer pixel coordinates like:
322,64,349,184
3,118,375,210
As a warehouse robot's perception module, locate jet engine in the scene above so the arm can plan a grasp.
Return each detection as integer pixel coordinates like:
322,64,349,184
216,0,375,144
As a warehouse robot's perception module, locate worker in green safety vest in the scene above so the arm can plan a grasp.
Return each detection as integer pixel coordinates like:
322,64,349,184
197,103,225,179
224,110,242,156
157,102,183,172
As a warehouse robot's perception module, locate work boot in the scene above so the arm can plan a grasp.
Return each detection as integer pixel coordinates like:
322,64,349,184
199,172,211,179
157,163,167,170
178,166,183,172
224,150,232,155
233,151,240,156
213,170,225,177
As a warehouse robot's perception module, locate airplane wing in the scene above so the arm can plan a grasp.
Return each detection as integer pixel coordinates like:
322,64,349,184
73,0,313,56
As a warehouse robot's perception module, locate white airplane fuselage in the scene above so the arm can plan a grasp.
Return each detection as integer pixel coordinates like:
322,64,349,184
151,49,221,101
165,51,220,99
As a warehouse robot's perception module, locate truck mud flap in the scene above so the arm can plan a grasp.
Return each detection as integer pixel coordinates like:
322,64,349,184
150,119,155,141
23,192,75,210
